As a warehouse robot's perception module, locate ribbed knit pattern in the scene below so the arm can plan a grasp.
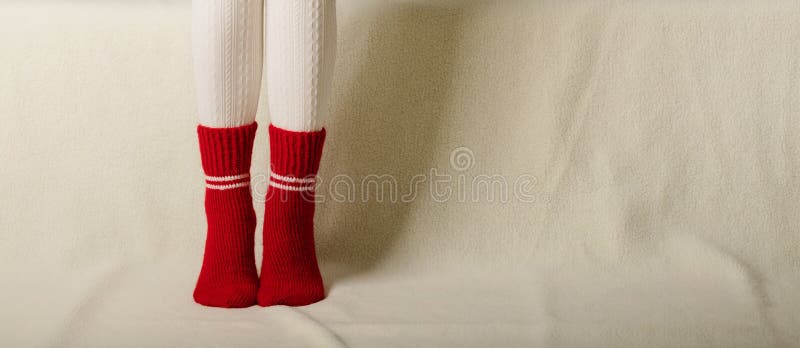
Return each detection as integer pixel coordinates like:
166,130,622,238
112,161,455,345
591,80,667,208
194,122,259,308
258,124,326,306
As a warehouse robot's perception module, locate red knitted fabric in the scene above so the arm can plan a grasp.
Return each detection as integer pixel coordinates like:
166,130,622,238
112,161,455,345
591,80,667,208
258,124,326,306
194,122,259,308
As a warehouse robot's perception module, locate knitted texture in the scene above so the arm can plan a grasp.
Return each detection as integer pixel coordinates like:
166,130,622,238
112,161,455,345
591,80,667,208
258,124,326,306
192,0,263,128
266,0,337,131
194,122,259,308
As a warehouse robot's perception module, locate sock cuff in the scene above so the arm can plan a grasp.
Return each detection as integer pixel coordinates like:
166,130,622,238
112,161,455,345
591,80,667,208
268,124,326,180
197,122,258,177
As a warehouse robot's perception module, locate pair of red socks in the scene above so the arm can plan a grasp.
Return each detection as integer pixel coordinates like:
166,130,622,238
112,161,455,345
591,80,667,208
193,122,326,308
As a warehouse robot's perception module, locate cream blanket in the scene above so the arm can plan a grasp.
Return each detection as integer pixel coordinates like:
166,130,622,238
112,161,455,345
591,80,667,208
1,1,798,347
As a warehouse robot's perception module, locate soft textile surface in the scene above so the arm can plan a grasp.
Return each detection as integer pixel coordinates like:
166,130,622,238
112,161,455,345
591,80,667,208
1,1,799,347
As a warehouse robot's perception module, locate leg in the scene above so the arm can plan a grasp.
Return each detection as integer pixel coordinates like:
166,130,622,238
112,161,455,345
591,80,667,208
194,0,263,128
258,0,337,306
192,0,264,308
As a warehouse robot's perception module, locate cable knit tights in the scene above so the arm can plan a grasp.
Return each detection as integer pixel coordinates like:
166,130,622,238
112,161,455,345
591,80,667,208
191,0,336,308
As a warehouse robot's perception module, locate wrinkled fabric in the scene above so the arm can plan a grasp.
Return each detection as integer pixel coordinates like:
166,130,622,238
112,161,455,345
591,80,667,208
1,1,798,347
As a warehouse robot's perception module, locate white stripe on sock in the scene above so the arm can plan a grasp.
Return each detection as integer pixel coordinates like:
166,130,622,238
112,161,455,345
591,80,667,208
206,182,250,190
269,180,315,192
270,172,316,184
206,173,250,182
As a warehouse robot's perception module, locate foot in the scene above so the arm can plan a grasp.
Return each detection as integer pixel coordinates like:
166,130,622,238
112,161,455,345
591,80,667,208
194,123,260,308
257,125,327,307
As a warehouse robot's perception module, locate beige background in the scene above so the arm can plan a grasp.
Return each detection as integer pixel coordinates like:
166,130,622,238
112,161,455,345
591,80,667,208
1,1,799,347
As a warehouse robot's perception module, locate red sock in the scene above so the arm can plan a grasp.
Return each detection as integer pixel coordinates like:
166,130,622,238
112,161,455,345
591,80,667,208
258,124,326,306
193,122,259,308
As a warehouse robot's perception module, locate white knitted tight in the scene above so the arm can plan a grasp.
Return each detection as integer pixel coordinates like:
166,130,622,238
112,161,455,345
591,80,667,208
192,0,336,132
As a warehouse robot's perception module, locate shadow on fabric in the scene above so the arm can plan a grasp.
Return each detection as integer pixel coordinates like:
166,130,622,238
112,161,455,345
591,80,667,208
316,3,467,288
